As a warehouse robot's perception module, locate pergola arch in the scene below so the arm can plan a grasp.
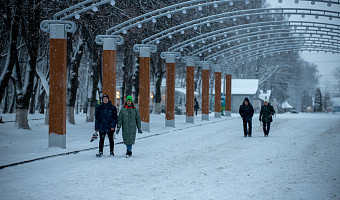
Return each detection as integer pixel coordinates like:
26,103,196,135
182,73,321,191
218,43,339,63
169,20,340,52
141,7,340,45
221,47,339,68
201,32,340,59
186,27,339,56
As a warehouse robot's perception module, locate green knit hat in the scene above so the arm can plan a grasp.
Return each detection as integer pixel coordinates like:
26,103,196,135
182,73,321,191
126,95,133,102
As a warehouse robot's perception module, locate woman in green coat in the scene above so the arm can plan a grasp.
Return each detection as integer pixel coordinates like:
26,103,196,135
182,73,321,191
116,96,142,157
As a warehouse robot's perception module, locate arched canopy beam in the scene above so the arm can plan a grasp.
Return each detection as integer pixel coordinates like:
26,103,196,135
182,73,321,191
205,35,340,61
141,8,340,44
219,46,339,69
106,0,241,35
169,20,340,52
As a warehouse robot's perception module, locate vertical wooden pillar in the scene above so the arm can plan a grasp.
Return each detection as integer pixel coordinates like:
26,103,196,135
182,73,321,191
214,66,222,118
184,57,197,123
96,36,124,106
48,24,67,148
161,52,181,127
201,62,210,121
102,39,117,105
40,20,76,149
226,74,232,116
134,44,157,131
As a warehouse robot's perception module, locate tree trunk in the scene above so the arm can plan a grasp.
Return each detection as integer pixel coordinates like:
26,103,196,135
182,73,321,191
0,16,20,105
15,108,30,129
67,36,84,124
9,77,16,113
29,77,39,114
3,88,9,113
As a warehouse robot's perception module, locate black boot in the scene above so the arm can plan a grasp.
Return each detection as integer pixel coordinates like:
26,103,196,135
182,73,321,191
110,151,114,156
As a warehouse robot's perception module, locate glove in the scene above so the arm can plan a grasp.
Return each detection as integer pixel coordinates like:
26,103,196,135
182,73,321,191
116,128,120,134
138,128,143,134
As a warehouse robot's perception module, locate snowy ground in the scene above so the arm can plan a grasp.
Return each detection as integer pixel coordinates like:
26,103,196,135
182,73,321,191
0,112,339,200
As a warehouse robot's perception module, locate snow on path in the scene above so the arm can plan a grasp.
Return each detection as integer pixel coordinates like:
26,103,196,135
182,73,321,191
0,113,339,200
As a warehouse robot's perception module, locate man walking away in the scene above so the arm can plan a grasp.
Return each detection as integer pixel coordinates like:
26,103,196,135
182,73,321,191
239,98,254,137
259,100,275,137
95,94,118,157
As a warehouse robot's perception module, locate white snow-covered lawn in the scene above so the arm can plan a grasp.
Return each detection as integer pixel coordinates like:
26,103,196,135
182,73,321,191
0,113,339,200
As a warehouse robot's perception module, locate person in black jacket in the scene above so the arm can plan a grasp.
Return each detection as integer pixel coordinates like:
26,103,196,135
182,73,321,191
239,98,254,137
95,94,118,156
259,100,275,137
194,97,199,116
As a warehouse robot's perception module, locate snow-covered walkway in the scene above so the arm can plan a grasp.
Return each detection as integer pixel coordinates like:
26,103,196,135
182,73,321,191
0,113,339,199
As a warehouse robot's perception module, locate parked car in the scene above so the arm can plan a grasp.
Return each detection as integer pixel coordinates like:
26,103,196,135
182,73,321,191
290,108,299,114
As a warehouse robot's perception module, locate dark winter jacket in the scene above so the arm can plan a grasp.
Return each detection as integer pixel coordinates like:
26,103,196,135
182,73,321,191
95,101,118,132
117,105,141,146
259,104,275,123
239,100,254,121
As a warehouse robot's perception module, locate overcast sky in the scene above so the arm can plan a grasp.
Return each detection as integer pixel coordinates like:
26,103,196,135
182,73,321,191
266,0,340,95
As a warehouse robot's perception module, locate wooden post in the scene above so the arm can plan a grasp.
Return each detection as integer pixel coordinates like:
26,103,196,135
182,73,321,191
183,57,198,123
161,52,181,127
214,66,222,118
40,21,76,148
133,44,157,131
226,74,232,116
96,35,124,106
201,62,210,121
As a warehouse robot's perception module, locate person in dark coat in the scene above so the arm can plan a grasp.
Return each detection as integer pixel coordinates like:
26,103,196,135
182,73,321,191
95,94,118,156
239,98,254,137
194,97,199,116
259,100,275,137
116,95,142,157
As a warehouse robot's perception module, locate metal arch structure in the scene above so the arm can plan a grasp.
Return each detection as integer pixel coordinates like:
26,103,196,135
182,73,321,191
205,36,340,61
169,20,340,52
184,26,340,56
219,45,340,69
53,0,114,20
106,0,241,35
216,42,339,62
197,30,340,58
205,35,340,61
141,7,340,45
291,0,340,6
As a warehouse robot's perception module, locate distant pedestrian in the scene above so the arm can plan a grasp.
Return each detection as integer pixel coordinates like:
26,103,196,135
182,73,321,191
194,97,199,116
95,94,118,157
259,100,275,137
116,96,142,158
239,98,254,137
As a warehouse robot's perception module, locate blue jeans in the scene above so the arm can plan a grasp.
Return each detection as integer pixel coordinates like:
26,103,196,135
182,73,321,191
126,145,132,151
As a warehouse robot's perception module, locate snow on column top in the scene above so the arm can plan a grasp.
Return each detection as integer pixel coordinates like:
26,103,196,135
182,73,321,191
50,24,67,39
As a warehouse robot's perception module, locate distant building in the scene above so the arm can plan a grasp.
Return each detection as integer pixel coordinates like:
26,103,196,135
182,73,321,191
254,90,272,112
331,97,340,112
230,79,259,113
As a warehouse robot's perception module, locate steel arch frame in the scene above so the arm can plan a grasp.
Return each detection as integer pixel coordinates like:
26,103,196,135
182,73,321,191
204,36,340,61
219,46,339,69
141,8,340,44
200,31,340,59
169,20,340,52
216,43,339,66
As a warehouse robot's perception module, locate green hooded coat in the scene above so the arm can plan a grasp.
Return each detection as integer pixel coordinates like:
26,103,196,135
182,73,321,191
117,105,141,145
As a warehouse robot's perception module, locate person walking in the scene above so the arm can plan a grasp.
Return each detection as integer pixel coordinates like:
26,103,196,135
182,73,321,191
95,94,118,157
259,100,275,137
194,97,199,116
239,98,254,137
116,96,142,158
